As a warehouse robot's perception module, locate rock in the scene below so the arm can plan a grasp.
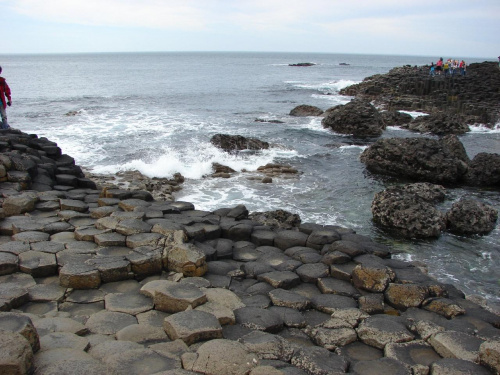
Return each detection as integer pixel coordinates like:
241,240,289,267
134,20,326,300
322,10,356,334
88,340,143,361
85,310,137,335
446,199,498,235
290,105,324,117
309,327,357,350
2,193,37,216
115,323,169,343
234,307,284,333
422,297,465,318
350,357,411,375
104,292,154,315
39,332,90,352
163,310,223,345
352,263,395,293
269,289,311,310
380,110,413,126
59,263,101,289
371,185,446,239
239,330,294,361
153,282,207,313
322,99,385,137
479,340,500,374
384,340,441,374
464,152,500,187
311,294,357,314
166,244,208,277
184,339,258,375
291,346,349,375
289,62,315,66
210,134,269,153
428,330,484,363
317,278,360,298
274,230,309,250
360,136,469,184
430,358,493,375
356,316,414,349
0,330,34,375
105,348,179,375
403,112,470,135
248,210,301,230
384,283,429,310
0,312,40,352
258,271,301,289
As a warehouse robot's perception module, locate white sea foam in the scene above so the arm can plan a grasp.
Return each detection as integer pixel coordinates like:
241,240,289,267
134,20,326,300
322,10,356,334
339,145,368,151
468,123,500,133
292,79,359,93
399,110,429,118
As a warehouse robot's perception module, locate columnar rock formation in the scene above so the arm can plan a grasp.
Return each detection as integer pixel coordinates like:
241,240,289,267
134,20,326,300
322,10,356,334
0,129,499,375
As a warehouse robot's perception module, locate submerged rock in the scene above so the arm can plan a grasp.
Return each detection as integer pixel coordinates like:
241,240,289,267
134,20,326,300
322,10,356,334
210,134,270,153
290,105,324,117
446,199,498,235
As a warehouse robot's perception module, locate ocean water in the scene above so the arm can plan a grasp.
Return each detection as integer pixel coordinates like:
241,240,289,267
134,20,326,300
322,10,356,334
1,52,499,302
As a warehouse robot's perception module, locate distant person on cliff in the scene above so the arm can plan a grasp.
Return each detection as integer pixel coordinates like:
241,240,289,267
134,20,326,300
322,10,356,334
429,62,435,76
443,60,450,76
460,60,467,76
498,56,500,69
436,58,443,75
0,66,12,129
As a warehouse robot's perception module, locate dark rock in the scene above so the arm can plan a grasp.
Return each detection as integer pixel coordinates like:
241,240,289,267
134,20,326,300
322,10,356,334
290,105,324,117
163,310,222,346
371,185,447,239
360,136,469,184
289,62,316,67
430,358,493,375
322,99,385,137
234,307,284,333
291,346,349,375
464,152,500,187
249,209,301,230
380,110,413,126
446,198,498,235
350,357,410,375
210,134,269,153
403,112,470,135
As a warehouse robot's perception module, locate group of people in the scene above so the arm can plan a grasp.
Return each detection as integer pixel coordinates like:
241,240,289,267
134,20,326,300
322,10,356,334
430,57,466,77
0,66,12,129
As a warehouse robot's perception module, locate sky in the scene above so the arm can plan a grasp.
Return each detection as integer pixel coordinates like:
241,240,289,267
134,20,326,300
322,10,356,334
1,0,498,57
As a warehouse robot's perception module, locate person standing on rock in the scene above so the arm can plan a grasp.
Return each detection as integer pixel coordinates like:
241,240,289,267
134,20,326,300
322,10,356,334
460,60,467,76
0,66,12,130
436,58,443,75
429,63,435,76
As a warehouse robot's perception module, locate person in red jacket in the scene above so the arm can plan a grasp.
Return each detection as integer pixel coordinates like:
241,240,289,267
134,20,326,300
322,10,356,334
0,66,12,129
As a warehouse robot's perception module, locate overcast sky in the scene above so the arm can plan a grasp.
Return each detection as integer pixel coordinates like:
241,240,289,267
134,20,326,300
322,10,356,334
1,0,498,57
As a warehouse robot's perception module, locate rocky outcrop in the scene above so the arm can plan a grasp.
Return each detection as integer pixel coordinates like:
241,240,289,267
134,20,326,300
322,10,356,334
340,62,500,127
446,199,498,235
372,183,498,238
371,184,447,238
402,112,470,135
289,62,315,67
289,105,324,117
360,135,469,184
210,134,269,153
322,99,386,137
380,110,413,126
464,153,500,187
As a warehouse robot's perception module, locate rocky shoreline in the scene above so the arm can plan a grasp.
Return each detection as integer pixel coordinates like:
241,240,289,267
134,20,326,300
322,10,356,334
0,129,500,374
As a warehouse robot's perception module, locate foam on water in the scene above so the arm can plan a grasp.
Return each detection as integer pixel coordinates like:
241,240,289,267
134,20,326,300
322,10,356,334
468,122,500,133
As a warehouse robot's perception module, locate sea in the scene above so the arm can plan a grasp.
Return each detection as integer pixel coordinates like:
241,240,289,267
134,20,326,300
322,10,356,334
1,51,499,303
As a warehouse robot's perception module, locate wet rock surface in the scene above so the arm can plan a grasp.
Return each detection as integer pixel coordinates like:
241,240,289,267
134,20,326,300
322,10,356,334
0,129,498,375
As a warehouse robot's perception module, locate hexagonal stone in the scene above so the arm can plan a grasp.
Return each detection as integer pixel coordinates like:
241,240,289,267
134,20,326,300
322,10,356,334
30,241,65,254
184,339,258,375
34,316,88,337
239,330,294,361
154,282,207,313
311,294,357,314
234,307,284,333
0,241,30,255
422,297,466,319
268,306,306,328
119,199,151,212
163,310,223,345
85,310,137,335
0,330,34,375
28,283,66,302
60,199,89,213
88,340,143,362
309,327,357,350
269,288,310,310
428,330,484,363
384,283,429,310
115,219,153,236
85,257,131,283
74,227,110,241
430,358,493,375
18,250,57,277
126,246,163,278
105,292,154,315
296,263,330,283
317,277,360,298
384,340,441,374
274,230,309,250
115,323,168,343
291,346,349,375
306,230,341,250
126,232,165,248
0,312,40,352
351,357,411,375
40,332,90,352
66,289,105,303
352,264,395,293
58,301,105,318
94,232,126,247
357,316,415,349
480,340,500,374
59,263,101,289
0,251,18,275
12,231,50,243
258,271,301,289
